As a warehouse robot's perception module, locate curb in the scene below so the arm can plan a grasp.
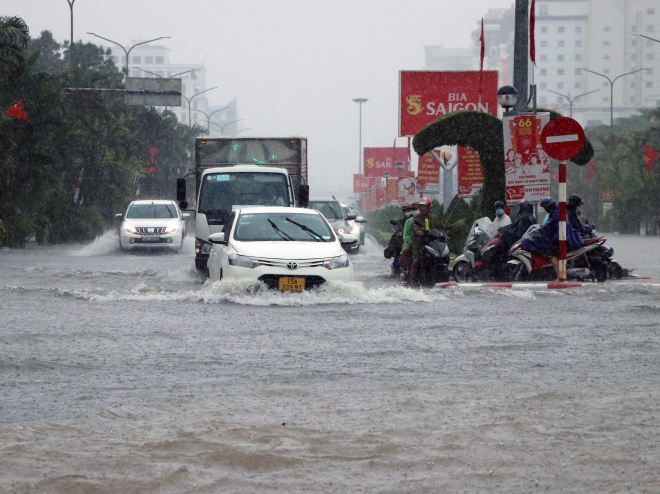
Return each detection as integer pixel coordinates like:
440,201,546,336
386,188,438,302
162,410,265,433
439,282,583,290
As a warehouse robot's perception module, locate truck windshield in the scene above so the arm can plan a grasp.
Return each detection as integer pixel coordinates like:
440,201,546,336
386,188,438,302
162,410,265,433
198,172,290,214
309,201,343,220
126,203,178,219
234,212,334,242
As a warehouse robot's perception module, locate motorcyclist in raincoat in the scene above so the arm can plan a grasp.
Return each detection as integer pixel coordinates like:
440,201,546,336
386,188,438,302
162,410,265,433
566,194,591,238
410,197,444,285
521,197,584,279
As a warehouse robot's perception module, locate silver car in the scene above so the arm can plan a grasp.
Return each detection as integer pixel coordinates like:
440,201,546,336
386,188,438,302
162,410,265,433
116,200,189,252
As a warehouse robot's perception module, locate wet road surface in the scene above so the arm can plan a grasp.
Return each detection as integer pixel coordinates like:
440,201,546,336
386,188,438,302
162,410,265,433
1,233,660,493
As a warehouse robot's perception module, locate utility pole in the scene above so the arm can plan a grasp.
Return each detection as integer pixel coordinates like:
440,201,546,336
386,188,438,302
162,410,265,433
352,98,368,174
512,0,529,114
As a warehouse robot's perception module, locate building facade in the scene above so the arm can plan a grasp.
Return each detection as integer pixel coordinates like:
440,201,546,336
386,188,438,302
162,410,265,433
467,0,659,126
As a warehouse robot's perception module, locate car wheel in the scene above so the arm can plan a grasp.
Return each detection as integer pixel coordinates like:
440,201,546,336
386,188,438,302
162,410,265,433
452,261,471,283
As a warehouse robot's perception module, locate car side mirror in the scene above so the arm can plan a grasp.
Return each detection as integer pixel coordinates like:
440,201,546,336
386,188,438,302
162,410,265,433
182,213,190,220
115,213,123,220
356,216,366,223
208,232,227,245
298,184,309,208
176,178,187,202
346,212,357,220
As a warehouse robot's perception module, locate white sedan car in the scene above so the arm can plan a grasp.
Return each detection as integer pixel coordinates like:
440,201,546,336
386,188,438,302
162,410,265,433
117,200,188,252
207,207,354,290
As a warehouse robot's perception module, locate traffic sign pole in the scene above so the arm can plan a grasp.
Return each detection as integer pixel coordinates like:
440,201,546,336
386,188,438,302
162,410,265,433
541,117,586,283
558,161,567,281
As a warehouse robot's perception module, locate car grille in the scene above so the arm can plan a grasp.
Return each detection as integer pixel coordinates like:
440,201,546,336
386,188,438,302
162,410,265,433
258,275,326,290
136,227,166,235
254,258,327,268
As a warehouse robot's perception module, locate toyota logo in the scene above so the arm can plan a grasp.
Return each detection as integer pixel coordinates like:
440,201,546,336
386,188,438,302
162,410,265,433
287,262,298,270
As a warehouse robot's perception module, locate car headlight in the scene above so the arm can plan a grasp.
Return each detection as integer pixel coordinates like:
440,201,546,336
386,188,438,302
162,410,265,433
228,253,261,269
165,223,181,234
324,254,349,270
122,223,137,235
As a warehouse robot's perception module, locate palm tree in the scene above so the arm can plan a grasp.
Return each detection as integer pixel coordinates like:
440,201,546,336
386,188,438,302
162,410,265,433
0,16,29,78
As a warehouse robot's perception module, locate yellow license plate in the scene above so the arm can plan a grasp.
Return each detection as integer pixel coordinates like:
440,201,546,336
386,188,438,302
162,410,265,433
278,277,305,292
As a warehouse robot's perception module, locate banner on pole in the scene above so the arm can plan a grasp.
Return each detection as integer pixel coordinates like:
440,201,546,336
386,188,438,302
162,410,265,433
503,113,551,204
399,70,499,136
457,146,484,198
417,153,440,194
363,147,410,178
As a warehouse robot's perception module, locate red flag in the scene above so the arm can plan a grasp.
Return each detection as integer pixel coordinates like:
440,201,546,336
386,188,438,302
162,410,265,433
479,18,485,88
5,100,30,122
586,160,597,182
645,144,658,175
530,0,536,66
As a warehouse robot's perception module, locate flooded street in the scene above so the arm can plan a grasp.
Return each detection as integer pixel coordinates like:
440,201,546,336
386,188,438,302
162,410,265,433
1,233,660,493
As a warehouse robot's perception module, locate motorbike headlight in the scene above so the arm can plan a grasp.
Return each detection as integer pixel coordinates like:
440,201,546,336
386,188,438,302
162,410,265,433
324,254,349,270
122,223,137,235
228,253,260,269
165,222,180,234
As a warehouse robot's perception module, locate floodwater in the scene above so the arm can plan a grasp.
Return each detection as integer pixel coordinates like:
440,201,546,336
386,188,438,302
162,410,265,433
1,232,659,493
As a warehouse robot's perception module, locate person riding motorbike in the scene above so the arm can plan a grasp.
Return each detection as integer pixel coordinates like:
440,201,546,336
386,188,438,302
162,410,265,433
492,200,512,229
567,194,591,238
520,197,584,279
410,197,444,285
499,200,537,245
385,202,417,276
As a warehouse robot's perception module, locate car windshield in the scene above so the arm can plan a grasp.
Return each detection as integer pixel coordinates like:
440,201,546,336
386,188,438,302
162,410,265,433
309,201,343,220
198,172,290,213
126,203,177,219
233,212,335,242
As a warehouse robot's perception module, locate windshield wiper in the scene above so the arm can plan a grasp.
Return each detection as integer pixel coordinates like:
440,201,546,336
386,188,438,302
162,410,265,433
285,217,326,242
268,219,293,241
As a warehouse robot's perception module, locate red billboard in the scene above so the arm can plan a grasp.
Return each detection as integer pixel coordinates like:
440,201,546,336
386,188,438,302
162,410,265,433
363,147,410,178
353,174,371,194
457,147,484,198
399,70,499,136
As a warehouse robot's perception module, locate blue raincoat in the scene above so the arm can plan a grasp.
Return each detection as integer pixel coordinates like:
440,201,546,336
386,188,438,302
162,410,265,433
520,206,584,256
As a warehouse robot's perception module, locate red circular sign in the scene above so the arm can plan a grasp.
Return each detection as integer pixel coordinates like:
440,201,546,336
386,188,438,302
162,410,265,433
541,117,586,161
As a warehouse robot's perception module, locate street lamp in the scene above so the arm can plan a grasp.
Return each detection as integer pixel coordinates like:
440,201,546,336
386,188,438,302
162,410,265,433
545,89,600,118
181,87,217,127
633,33,660,44
86,33,171,76
132,67,197,79
352,98,368,174
66,0,75,52
231,128,252,138
582,67,646,128
497,86,519,115
190,106,234,134
209,119,245,136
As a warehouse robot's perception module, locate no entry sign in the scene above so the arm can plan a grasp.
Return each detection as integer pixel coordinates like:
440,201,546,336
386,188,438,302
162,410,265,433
541,117,585,161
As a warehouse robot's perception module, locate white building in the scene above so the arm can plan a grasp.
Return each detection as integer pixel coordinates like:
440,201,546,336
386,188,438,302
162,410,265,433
469,0,659,126
108,42,239,136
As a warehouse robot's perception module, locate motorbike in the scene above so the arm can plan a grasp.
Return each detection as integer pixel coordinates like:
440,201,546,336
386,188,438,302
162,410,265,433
505,225,609,282
415,228,450,286
452,217,496,282
581,220,623,279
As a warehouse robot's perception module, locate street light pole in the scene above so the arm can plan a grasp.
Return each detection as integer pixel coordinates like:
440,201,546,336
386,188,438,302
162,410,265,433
133,67,197,79
190,106,234,134
352,98,368,174
86,33,171,76
545,89,600,118
181,87,217,127
231,128,252,138
633,33,660,44
209,119,245,136
66,0,75,50
582,67,646,129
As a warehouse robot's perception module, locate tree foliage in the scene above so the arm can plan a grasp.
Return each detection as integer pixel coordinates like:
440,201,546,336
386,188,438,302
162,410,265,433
0,24,202,247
